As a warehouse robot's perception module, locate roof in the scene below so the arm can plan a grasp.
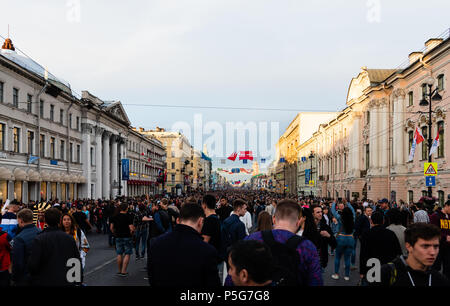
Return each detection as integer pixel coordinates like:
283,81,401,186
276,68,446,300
366,69,398,84
0,39,72,95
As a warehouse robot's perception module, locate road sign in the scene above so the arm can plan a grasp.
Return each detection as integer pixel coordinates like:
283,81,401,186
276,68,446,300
309,180,314,186
426,176,436,187
424,162,438,176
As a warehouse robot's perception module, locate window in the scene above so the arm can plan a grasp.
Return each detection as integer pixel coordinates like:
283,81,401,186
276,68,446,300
60,109,64,125
171,150,175,158
27,131,34,155
70,143,73,162
13,127,20,153
40,100,44,117
366,111,370,124
76,117,80,131
172,162,175,169
422,190,428,197
13,88,19,108
408,191,413,204
0,123,5,150
90,147,94,166
343,152,347,173
27,94,33,113
40,135,45,157
50,105,54,121
408,91,413,106
50,137,55,159
438,121,444,158
365,144,370,170
437,74,444,91
422,84,428,99
171,174,175,182
421,127,428,160
0,82,3,103
60,140,65,160
438,191,445,206
69,114,72,129
408,131,414,158
77,144,81,162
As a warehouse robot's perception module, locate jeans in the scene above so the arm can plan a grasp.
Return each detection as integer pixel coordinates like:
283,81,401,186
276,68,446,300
115,238,133,255
135,228,148,257
334,235,355,277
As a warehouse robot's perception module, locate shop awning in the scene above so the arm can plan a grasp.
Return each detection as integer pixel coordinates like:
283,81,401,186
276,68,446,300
0,167,13,180
13,168,28,181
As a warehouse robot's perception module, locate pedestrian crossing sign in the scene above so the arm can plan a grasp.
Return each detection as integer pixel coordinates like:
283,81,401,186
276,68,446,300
309,180,314,186
424,162,438,176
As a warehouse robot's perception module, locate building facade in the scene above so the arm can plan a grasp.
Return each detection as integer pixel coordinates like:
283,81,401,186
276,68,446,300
0,37,167,203
302,31,450,205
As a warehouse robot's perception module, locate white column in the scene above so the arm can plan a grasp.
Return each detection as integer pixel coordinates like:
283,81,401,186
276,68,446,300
353,115,361,172
111,135,118,199
102,131,111,200
369,103,378,169
397,94,405,165
392,96,399,166
81,123,92,199
95,127,103,199
23,181,28,204
8,180,14,200
380,101,388,170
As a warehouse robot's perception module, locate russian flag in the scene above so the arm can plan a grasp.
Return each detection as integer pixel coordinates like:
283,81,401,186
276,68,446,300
429,130,440,156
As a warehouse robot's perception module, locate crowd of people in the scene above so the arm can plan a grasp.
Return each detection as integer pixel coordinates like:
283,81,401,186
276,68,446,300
0,191,449,287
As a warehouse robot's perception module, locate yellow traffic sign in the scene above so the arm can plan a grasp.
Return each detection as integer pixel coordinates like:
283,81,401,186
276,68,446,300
424,162,438,176
309,180,314,186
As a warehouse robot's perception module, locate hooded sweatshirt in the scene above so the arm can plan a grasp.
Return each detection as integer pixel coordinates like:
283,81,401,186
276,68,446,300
430,209,450,247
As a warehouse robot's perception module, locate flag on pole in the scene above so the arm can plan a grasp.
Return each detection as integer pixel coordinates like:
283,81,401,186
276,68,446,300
239,151,254,161
408,127,425,161
228,152,238,161
429,130,440,156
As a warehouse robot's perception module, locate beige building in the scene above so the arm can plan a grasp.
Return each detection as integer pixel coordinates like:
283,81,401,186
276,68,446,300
138,127,192,194
274,112,337,195
301,30,450,205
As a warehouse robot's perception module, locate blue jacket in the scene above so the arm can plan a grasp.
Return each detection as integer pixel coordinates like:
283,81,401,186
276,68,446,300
331,202,356,234
11,224,41,285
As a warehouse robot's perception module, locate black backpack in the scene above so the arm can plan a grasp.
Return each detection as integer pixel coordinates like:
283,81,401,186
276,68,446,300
261,230,306,286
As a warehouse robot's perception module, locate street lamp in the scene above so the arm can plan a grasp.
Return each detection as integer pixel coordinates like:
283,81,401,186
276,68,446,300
419,76,442,198
309,151,315,197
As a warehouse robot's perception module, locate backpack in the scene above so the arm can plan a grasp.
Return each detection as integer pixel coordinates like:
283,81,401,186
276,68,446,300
261,230,306,286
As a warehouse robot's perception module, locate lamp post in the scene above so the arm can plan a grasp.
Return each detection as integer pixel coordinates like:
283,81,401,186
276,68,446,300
419,76,442,198
309,151,315,197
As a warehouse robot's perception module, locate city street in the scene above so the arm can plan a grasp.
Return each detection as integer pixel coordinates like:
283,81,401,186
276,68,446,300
83,231,361,286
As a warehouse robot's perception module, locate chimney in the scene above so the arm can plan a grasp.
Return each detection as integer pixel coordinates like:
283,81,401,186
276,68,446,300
408,52,423,64
425,38,443,53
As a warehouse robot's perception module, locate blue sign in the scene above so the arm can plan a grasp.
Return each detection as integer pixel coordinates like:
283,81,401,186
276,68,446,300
305,169,311,184
28,156,39,164
50,160,58,165
122,159,130,181
426,176,436,187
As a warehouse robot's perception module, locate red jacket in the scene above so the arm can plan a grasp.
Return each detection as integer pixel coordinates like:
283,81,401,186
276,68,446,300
0,229,11,271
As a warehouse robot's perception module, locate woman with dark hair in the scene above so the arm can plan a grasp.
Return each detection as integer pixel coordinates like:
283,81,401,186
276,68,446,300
254,211,272,233
331,202,356,281
60,213,90,269
296,207,321,250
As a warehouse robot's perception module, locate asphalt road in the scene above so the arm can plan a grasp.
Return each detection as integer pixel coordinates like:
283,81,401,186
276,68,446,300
83,231,362,286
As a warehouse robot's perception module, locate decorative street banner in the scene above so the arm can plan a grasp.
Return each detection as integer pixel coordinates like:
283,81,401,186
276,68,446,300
122,159,130,181
305,169,311,185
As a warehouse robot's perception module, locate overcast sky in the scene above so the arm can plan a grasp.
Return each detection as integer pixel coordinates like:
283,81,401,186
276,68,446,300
1,0,449,181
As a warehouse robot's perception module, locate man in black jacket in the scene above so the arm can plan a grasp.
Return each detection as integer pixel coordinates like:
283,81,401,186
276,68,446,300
355,205,372,242
28,208,81,286
359,211,402,282
147,203,220,286
312,205,336,270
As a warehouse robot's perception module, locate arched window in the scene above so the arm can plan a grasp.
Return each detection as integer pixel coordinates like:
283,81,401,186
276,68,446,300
421,126,428,160
408,131,414,159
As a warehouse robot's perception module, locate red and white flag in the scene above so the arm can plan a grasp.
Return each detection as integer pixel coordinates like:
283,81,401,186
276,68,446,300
408,127,425,162
239,151,254,161
228,152,238,161
429,130,440,156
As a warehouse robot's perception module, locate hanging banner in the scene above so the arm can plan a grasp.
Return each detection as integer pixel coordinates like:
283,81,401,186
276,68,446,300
122,159,130,181
305,169,311,185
